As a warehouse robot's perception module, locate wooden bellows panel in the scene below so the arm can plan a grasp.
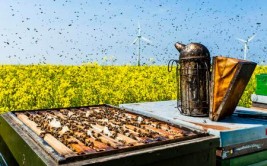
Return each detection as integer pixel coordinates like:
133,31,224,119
209,56,257,121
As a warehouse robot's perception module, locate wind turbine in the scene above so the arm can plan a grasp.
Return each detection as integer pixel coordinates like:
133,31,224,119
132,22,152,66
236,34,256,60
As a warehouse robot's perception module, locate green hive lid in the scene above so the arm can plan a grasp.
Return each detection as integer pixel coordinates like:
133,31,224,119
256,74,267,96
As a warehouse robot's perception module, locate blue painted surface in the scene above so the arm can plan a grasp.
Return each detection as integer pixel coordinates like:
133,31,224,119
219,127,267,147
120,100,267,147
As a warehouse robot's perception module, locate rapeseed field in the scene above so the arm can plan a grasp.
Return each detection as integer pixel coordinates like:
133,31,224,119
0,64,177,113
0,64,266,113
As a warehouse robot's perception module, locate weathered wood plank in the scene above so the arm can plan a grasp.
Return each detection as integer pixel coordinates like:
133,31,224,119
16,113,76,157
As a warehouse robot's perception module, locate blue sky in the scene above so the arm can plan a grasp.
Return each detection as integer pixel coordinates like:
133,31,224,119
0,0,266,65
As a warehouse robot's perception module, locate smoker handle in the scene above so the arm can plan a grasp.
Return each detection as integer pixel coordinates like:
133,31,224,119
167,59,182,113
168,59,179,72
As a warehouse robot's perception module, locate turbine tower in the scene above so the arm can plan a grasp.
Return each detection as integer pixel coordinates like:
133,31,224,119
132,22,152,66
236,34,256,60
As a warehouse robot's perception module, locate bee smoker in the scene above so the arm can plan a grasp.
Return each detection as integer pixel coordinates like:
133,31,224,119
168,42,211,116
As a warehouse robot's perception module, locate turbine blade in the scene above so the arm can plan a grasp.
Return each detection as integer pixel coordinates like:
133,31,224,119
132,38,138,45
236,38,246,43
248,34,256,42
138,21,141,35
141,36,152,44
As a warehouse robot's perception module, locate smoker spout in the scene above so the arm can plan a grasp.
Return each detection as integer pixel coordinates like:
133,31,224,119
174,42,186,52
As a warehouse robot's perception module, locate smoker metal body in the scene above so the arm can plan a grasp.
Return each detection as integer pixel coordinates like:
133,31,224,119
170,42,211,116
0,104,218,166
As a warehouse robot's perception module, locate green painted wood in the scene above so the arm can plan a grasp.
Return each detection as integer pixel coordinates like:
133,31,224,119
218,150,267,166
248,160,267,166
217,159,230,166
0,135,18,166
256,74,267,96
0,116,48,166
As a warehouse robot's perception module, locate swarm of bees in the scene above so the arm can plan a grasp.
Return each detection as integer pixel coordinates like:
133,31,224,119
20,106,195,154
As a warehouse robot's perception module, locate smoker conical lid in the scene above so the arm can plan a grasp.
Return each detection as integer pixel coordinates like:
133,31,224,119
209,56,257,121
